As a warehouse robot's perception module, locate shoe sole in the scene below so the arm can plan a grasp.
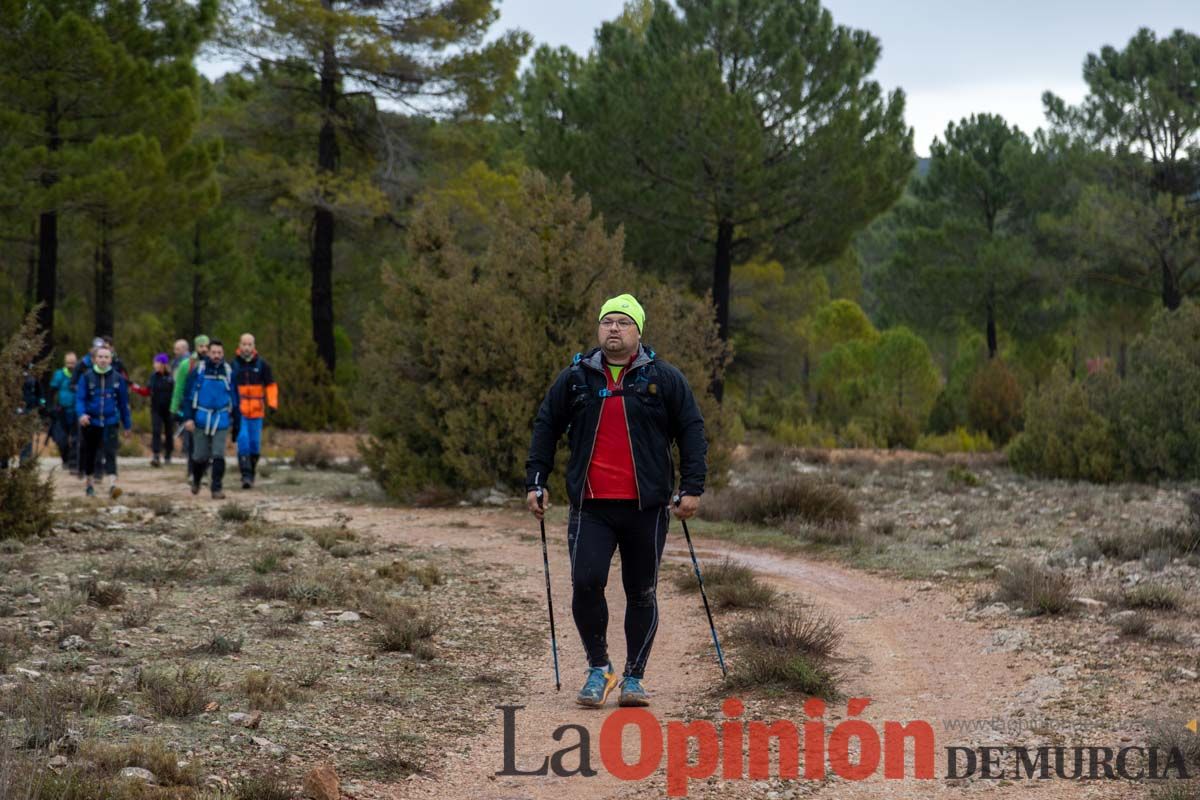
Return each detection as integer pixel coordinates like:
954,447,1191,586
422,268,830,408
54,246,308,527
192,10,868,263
618,694,650,707
575,675,618,708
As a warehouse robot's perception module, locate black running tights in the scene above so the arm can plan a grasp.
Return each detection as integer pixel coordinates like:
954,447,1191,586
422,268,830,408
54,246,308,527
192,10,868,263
567,500,669,680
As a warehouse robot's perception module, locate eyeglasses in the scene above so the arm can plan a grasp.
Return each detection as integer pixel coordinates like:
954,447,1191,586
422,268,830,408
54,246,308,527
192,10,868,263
599,318,635,330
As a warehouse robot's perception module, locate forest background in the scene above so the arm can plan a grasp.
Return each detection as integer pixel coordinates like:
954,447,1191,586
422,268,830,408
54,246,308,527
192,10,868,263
3,0,1199,496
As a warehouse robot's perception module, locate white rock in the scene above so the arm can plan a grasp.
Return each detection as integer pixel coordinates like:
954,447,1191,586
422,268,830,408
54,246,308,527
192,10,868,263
307,620,325,629
973,602,1010,619
13,667,41,679
114,715,154,731
118,767,158,784
59,635,87,651
48,755,68,768
985,629,1029,654
253,604,272,615
251,736,285,756
336,611,360,622
1176,668,1198,681
1073,597,1106,611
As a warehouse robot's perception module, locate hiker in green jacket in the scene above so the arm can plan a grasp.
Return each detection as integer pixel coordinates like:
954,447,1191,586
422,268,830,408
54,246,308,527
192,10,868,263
171,335,209,483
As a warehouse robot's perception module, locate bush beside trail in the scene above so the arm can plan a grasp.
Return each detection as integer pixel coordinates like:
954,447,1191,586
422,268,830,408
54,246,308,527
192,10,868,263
1,312,53,541
360,168,734,502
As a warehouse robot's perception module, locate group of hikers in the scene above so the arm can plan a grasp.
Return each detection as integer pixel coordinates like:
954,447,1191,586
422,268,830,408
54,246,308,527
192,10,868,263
21,332,278,500
14,292,700,710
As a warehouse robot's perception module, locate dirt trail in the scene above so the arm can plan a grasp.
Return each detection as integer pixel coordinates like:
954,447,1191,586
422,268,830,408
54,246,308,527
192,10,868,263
83,464,1132,799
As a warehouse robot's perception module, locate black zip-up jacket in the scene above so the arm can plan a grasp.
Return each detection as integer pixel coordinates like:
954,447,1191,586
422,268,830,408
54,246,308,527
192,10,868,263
525,344,707,510
148,371,175,413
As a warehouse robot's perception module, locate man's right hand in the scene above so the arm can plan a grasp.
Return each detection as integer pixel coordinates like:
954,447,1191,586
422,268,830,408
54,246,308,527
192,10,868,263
79,414,90,427
184,420,195,432
526,488,548,520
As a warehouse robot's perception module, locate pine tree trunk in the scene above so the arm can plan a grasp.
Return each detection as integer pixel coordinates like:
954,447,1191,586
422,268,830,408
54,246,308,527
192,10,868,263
711,218,734,402
192,224,203,335
311,5,339,376
1162,256,1182,310
24,221,36,314
986,303,997,359
35,99,60,361
95,222,115,337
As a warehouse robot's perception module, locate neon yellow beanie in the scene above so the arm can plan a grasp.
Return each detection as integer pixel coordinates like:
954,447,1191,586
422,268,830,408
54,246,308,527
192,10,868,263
598,294,645,332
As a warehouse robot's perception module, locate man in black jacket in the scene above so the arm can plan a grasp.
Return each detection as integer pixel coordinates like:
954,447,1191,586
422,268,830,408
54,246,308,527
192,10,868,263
525,293,707,709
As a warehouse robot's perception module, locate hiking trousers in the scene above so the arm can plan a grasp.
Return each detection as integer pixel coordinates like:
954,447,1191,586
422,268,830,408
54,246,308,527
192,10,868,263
567,500,669,680
80,424,120,478
151,406,174,458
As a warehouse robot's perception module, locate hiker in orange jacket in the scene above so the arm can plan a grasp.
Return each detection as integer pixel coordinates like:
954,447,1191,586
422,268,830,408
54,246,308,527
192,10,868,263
230,333,278,489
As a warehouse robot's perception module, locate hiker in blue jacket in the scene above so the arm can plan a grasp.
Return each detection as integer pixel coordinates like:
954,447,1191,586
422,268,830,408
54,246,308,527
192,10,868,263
48,352,78,469
182,339,239,500
75,345,132,498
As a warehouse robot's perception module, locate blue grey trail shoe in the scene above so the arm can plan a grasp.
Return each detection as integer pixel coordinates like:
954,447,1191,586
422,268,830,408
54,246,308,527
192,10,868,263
576,665,618,708
618,676,650,707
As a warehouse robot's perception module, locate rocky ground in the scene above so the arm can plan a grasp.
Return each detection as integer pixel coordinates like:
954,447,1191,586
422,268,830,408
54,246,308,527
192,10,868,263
0,448,1196,799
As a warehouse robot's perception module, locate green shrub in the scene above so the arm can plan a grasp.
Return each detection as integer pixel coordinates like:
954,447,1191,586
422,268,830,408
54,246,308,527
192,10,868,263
0,313,53,541
739,383,809,434
270,339,353,431
813,339,875,428
673,557,777,610
726,607,843,697
130,406,151,434
915,427,995,455
967,358,1024,445
995,559,1074,616
361,168,732,500
370,600,440,658
136,664,217,718
1109,301,1200,481
219,502,252,523
699,477,859,527
837,418,881,449
1006,367,1119,482
1122,584,1183,610
771,419,836,448
879,407,921,449
0,461,54,540
871,326,941,445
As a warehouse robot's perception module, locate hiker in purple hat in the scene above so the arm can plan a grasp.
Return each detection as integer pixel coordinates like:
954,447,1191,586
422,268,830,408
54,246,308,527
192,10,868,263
144,352,176,467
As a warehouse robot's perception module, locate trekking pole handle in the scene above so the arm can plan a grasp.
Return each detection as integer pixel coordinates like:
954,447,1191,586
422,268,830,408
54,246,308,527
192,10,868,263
535,486,544,509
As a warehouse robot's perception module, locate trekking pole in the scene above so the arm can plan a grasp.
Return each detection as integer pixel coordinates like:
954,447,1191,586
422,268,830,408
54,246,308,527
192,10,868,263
674,494,728,678
536,487,562,691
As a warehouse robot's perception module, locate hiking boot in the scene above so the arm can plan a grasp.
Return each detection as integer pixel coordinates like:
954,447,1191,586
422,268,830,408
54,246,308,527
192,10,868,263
618,676,650,707
85,485,95,497
575,665,617,708
212,490,226,500
109,485,123,500
241,480,252,490
190,481,200,496
150,457,161,468
164,456,172,466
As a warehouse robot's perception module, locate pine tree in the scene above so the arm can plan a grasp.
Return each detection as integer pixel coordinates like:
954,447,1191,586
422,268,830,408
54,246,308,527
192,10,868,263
218,0,530,373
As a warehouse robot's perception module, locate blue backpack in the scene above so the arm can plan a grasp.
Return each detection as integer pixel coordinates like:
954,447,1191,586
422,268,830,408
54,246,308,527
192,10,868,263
192,361,234,434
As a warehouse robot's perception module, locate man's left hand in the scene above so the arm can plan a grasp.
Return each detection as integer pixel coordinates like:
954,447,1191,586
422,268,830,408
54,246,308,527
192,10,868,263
673,494,700,520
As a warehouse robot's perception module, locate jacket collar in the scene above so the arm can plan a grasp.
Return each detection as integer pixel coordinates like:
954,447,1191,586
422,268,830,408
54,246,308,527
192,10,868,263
580,344,654,374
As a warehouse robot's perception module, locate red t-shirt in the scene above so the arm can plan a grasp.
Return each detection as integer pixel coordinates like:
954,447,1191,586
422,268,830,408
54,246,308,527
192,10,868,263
584,359,638,501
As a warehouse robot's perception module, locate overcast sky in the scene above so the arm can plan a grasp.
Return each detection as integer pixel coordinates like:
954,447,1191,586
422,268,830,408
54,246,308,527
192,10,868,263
200,1,1198,156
